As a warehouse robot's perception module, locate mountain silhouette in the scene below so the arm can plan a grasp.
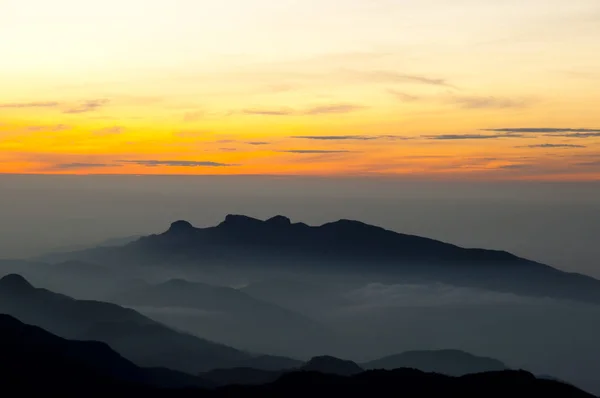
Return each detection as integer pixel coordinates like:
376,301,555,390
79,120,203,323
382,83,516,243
0,314,210,389
211,368,594,398
199,355,364,387
0,274,250,373
199,351,511,387
299,356,364,376
0,313,592,397
45,215,600,304
1,323,592,398
363,349,508,376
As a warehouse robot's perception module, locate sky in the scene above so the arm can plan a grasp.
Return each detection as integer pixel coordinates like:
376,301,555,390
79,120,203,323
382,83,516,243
1,0,600,179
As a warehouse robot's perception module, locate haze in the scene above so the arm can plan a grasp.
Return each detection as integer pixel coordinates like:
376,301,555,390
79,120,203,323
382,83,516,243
1,175,599,277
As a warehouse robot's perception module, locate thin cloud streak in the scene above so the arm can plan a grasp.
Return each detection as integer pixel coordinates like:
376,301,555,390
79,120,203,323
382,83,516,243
278,150,353,154
484,128,600,133
292,135,409,141
242,103,367,116
424,133,523,140
545,133,600,138
118,159,237,167
352,70,453,87
52,162,118,170
0,101,60,108
449,96,528,109
63,99,110,114
516,144,586,149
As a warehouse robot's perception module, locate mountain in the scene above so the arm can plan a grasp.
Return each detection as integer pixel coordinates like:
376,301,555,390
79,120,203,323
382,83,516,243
203,355,364,386
299,356,364,376
0,314,210,389
46,215,600,305
363,349,508,376
109,278,331,356
200,355,363,387
218,369,593,398
0,328,592,398
229,355,304,371
0,274,250,373
201,368,282,387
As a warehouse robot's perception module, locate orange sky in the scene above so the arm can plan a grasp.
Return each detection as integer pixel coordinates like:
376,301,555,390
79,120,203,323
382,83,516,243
1,0,599,179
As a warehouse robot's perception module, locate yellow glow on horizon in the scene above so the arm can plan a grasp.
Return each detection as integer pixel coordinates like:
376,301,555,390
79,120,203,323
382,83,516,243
1,0,599,180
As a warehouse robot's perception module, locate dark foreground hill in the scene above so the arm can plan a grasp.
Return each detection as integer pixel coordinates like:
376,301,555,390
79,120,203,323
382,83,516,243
0,274,250,373
199,351,507,387
217,369,594,398
0,314,209,389
0,314,592,397
44,214,600,304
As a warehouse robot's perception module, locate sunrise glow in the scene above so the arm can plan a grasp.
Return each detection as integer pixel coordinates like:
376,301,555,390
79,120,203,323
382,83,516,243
1,0,600,179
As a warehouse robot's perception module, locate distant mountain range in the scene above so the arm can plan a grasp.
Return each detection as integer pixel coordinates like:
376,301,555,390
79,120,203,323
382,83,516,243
363,349,507,375
0,274,250,373
42,214,600,304
199,351,509,387
0,282,590,396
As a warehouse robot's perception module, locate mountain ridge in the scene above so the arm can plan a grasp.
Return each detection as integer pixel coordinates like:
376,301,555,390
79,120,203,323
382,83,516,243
0,273,251,373
37,214,600,304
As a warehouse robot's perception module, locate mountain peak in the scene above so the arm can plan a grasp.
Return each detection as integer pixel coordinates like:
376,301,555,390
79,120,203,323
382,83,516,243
221,214,263,227
168,220,195,233
0,274,34,292
266,215,292,227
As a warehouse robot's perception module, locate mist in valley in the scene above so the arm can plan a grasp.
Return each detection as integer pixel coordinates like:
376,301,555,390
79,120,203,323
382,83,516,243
1,175,600,394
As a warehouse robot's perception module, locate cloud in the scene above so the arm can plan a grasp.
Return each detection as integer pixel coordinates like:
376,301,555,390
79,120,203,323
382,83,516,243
303,104,367,115
242,103,366,116
246,141,269,145
497,164,530,170
119,160,236,167
484,128,600,133
449,96,528,109
424,133,523,140
93,126,123,136
243,108,296,116
402,155,453,159
0,101,60,108
63,99,109,114
516,144,586,148
546,132,600,138
388,90,420,101
278,150,353,154
292,134,408,141
52,162,117,170
218,148,237,152
354,70,452,87
25,124,70,132
292,135,378,141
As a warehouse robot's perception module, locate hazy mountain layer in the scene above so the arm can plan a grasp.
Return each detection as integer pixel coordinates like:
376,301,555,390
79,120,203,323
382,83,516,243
43,215,600,305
